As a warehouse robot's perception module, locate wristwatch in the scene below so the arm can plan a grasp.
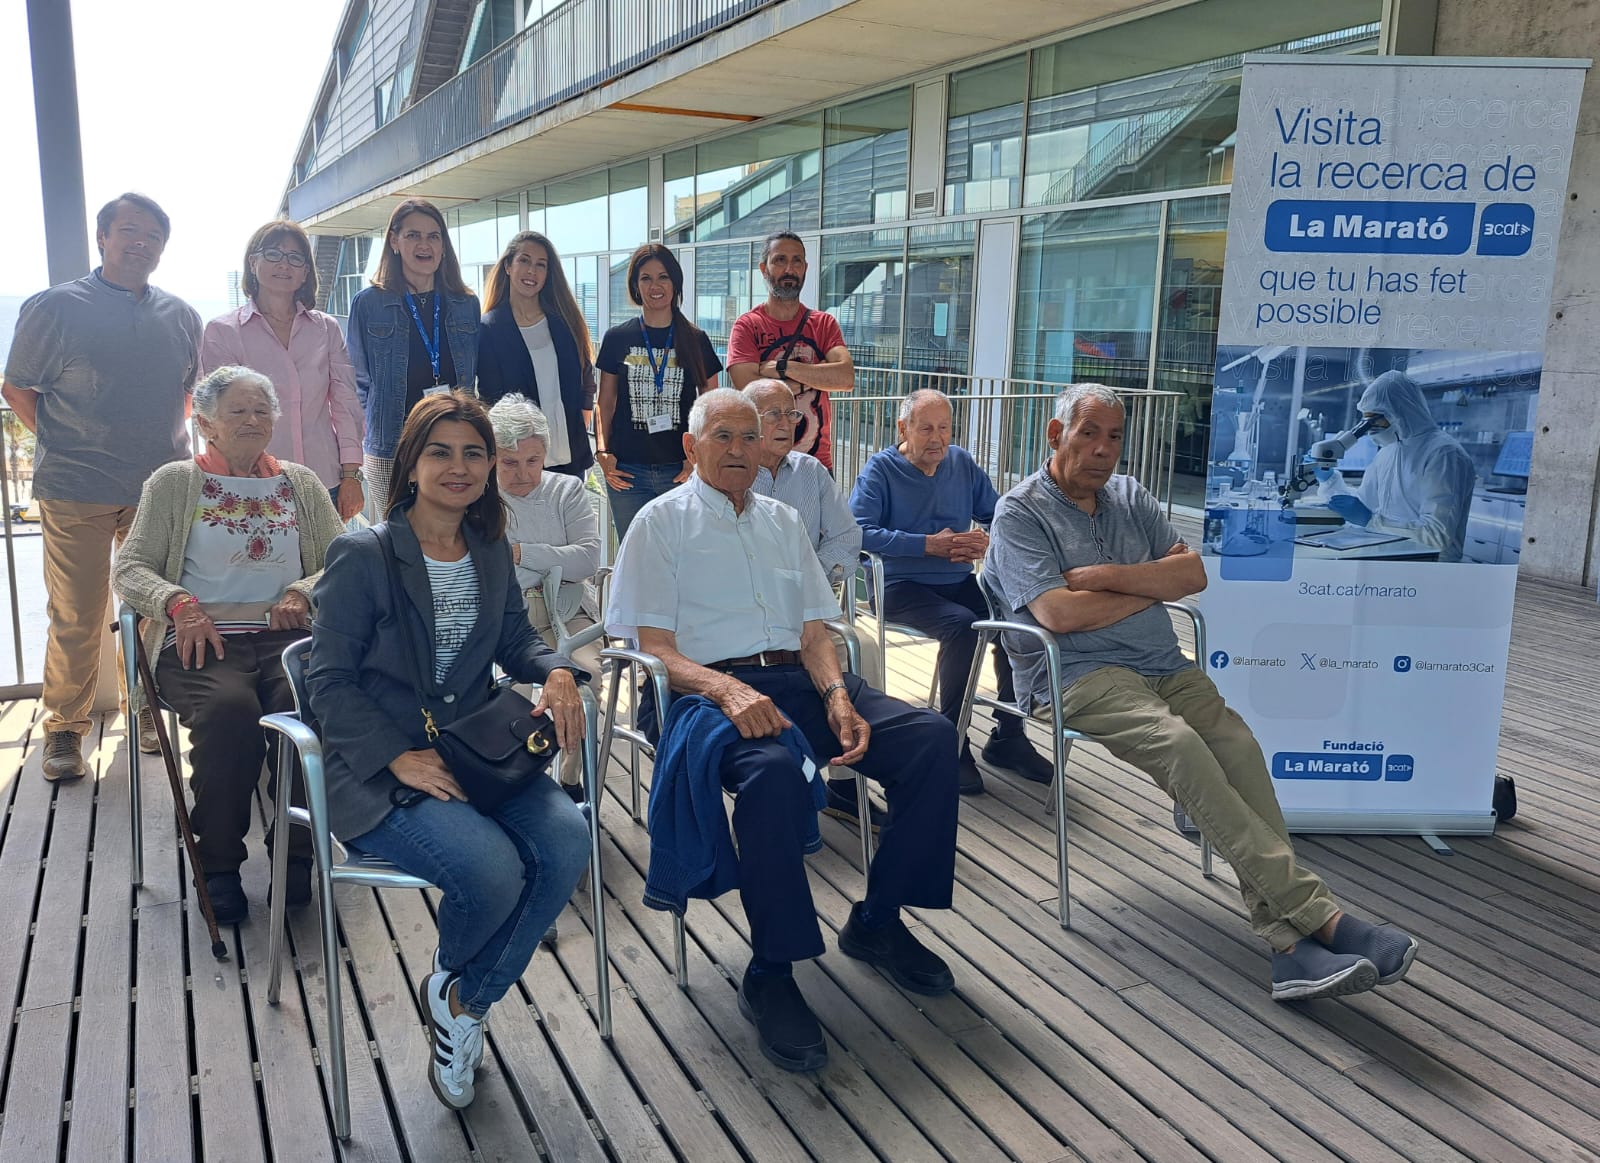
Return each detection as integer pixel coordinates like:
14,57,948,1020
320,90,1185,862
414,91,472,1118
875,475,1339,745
339,467,364,482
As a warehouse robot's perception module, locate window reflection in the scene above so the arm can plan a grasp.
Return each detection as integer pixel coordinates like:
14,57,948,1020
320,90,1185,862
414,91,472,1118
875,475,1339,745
609,160,649,251
904,222,975,374
1013,202,1160,387
945,58,1024,215
822,89,910,229
546,172,609,255
693,242,757,352
821,230,906,369
1158,195,1228,477
693,116,820,242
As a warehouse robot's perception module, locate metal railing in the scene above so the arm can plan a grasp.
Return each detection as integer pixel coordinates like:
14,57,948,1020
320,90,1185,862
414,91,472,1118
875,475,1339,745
0,407,41,692
834,369,1183,510
288,0,786,222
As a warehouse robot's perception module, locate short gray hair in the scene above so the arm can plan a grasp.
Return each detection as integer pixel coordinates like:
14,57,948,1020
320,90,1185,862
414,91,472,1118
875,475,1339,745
741,378,793,407
898,387,951,424
1054,383,1124,428
192,366,280,421
486,393,549,451
689,387,759,439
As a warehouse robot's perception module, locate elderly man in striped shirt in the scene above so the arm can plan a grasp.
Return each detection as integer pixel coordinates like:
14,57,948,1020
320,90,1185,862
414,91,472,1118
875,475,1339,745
744,378,882,831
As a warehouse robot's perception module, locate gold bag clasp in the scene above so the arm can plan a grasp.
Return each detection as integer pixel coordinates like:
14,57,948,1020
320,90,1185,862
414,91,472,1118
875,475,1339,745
526,731,550,755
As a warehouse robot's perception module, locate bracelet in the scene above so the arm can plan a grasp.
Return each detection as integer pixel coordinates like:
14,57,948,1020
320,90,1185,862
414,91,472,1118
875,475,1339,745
167,594,199,618
820,680,849,703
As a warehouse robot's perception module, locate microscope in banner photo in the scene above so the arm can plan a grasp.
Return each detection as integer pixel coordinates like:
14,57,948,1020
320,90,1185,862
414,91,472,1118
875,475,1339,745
1276,415,1381,508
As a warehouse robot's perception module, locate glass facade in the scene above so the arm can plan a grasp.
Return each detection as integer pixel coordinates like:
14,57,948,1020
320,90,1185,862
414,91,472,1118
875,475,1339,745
326,19,1379,501
1014,202,1161,389
945,57,1025,216
822,89,910,229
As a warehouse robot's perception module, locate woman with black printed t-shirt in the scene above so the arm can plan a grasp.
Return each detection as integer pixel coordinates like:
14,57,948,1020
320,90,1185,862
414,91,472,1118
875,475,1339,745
594,244,722,537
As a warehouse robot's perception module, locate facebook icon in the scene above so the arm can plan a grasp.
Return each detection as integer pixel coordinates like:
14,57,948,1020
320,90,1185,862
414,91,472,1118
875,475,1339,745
1210,650,1230,669
1394,655,1412,673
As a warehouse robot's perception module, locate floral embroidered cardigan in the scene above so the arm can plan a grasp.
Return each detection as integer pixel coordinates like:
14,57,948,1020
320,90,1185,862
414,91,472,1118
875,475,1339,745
113,459,346,689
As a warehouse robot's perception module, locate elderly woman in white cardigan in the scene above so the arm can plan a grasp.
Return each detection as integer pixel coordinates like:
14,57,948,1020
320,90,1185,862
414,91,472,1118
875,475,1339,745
487,393,602,797
114,365,344,924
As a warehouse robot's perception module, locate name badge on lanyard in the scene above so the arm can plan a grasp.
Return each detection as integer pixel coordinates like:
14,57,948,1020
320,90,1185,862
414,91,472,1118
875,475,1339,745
405,290,443,385
640,319,672,428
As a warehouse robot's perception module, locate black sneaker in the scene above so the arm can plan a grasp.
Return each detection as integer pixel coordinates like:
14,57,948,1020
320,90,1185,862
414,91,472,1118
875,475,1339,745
837,902,954,995
957,744,985,796
204,872,248,926
738,968,828,1072
561,781,587,806
822,777,887,832
981,729,1053,783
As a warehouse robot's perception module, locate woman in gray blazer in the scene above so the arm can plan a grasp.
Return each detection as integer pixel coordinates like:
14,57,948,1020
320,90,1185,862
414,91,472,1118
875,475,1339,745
307,391,589,1114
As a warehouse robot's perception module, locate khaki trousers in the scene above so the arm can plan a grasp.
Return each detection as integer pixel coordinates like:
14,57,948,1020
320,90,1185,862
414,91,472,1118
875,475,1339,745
1055,666,1339,950
525,591,605,787
39,500,136,736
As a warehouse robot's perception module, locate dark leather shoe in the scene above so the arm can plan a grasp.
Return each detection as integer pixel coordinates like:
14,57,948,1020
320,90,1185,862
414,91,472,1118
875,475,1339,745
838,902,954,995
981,730,1053,784
738,969,827,1072
822,777,887,832
204,872,248,926
957,745,985,795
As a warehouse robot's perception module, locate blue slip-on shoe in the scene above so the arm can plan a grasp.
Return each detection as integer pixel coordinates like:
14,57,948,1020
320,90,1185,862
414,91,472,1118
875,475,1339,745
1270,942,1378,1001
1320,915,1419,986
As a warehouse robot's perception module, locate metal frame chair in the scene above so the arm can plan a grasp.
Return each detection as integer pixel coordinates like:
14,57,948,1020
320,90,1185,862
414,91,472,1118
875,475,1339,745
598,622,871,990
118,603,182,889
260,638,613,1141
849,550,941,708
956,576,1214,929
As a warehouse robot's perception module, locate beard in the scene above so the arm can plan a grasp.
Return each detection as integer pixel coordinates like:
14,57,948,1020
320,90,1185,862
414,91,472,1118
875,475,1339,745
767,274,802,302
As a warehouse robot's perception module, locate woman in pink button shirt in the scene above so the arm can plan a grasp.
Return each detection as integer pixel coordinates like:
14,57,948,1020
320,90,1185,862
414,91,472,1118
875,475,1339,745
202,220,366,519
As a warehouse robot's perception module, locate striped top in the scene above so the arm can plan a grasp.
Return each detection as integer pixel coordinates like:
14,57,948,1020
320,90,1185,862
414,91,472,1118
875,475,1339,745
424,553,479,683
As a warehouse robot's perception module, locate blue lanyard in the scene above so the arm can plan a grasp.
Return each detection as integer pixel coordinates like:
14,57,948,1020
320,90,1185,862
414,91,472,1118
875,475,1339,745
641,319,674,394
404,291,443,384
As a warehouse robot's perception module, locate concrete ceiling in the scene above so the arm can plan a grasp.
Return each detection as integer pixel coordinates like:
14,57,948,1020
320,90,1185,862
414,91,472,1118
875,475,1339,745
302,0,1377,234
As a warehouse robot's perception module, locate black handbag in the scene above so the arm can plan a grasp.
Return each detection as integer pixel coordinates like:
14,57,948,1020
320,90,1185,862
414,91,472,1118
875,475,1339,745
377,526,556,813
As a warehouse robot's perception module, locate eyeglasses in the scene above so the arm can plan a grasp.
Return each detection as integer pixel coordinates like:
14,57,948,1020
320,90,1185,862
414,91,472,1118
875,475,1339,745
255,247,309,269
760,408,803,423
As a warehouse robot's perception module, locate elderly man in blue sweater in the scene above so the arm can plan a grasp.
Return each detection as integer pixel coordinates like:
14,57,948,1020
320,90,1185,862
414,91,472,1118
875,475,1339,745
850,389,1050,794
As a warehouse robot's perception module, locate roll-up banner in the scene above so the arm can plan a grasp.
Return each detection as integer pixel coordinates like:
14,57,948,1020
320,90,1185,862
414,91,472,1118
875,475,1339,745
1199,55,1587,835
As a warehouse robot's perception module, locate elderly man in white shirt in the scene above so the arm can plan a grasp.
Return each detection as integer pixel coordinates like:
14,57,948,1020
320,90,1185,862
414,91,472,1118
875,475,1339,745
607,388,959,1075
488,393,602,796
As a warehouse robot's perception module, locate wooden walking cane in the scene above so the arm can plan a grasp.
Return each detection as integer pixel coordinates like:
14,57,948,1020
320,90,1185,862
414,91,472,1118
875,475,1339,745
120,617,230,961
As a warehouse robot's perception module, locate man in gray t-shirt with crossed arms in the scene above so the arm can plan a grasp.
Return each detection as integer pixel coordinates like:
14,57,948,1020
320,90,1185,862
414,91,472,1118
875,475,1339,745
984,383,1418,1003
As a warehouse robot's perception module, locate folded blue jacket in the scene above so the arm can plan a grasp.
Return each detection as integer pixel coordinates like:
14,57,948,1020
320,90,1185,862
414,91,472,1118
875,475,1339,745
642,694,824,915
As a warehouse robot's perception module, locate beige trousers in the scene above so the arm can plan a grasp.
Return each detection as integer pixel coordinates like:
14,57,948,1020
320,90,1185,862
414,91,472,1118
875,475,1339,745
1055,666,1340,950
39,499,136,736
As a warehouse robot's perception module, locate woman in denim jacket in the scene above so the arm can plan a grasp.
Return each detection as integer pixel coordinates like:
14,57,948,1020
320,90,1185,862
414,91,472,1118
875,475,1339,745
346,198,480,518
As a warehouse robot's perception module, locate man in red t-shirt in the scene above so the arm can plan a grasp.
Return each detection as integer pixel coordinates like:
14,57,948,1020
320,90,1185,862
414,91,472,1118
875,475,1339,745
727,232,855,471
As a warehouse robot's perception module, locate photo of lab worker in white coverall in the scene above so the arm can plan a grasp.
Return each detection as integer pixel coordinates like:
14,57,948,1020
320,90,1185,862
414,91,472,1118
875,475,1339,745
1325,370,1477,562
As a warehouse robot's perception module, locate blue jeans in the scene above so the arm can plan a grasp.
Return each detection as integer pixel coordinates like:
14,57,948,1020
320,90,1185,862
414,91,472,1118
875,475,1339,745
606,461,683,539
347,777,589,1015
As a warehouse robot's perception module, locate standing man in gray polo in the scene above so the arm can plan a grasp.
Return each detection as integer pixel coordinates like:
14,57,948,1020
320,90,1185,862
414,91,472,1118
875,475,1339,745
3,193,202,781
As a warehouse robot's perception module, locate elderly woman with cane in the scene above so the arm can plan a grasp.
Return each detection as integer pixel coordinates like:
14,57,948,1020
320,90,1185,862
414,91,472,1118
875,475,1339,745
114,365,345,923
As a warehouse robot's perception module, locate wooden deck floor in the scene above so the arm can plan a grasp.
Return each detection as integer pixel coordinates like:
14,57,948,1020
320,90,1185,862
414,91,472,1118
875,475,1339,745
2,574,1599,1162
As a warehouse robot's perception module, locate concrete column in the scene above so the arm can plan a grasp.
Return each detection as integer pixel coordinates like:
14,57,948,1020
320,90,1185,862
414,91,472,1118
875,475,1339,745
1434,1,1600,587
26,0,90,285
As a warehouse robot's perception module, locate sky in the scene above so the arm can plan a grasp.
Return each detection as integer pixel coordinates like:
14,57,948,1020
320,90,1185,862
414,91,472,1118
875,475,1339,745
0,0,347,314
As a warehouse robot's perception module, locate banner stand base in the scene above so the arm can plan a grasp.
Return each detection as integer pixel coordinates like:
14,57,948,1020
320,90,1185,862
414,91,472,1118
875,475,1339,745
1420,832,1454,856
1281,810,1497,837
